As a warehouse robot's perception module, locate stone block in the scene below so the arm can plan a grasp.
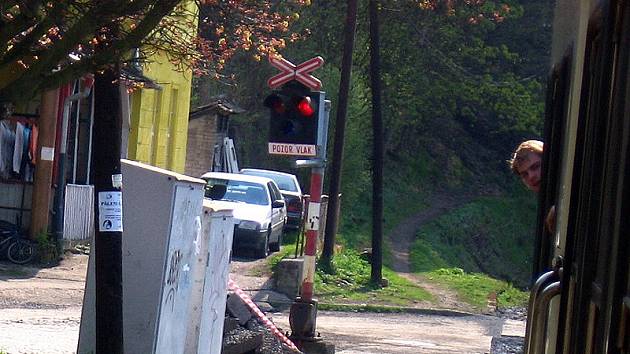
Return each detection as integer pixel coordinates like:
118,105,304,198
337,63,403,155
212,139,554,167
226,292,252,325
275,258,304,298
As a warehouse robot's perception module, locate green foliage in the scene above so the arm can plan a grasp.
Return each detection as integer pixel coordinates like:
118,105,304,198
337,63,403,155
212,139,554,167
314,250,433,306
35,231,59,264
196,0,552,291
410,239,449,271
426,268,529,309
269,244,299,271
410,190,536,288
317,303,411,313
339,151,434,250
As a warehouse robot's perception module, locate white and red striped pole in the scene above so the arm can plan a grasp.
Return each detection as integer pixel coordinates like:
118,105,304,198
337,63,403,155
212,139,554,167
300,167,324,301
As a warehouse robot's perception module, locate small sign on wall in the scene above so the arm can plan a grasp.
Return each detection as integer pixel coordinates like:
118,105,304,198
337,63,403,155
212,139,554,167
40,147,54,161
98,191,123,232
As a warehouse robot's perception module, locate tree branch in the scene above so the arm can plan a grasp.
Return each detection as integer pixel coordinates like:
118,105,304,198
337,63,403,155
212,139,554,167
0,0,183,103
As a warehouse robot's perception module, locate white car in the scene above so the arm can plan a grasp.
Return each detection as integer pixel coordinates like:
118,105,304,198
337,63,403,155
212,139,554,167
201,172,286,258
240,168,304,230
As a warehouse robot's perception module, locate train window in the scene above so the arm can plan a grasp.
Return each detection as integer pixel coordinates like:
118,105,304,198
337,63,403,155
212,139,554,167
536,54,571,276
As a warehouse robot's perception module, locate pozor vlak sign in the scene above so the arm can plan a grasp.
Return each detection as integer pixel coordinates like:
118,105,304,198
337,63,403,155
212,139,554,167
265,56,325,157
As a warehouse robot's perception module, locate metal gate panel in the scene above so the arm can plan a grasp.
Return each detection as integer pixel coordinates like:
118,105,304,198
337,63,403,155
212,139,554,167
63,184,94,241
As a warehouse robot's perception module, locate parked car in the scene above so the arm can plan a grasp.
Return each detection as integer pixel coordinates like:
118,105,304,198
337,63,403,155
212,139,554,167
240,168,304,230
201,172,286,258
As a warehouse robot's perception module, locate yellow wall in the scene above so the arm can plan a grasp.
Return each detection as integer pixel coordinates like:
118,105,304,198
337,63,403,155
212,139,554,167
127,2,197,173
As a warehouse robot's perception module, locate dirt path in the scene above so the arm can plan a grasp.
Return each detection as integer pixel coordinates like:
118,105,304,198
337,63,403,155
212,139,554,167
386,193,475,311
0,253,87,354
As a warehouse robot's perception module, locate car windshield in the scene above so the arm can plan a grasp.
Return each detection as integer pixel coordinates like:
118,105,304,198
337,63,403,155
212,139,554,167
204,178,269,206
242,171,298,192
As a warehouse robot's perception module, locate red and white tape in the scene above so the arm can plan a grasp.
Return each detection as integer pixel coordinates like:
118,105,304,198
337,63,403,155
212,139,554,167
228,278,301,353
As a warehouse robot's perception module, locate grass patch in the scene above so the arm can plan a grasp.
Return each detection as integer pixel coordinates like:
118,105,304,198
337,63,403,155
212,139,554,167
318,303,408,313
269,244,298,271
339,152,433,252
313,250,433,307
410,191,536,288
424,268,529,310
268,245,528,312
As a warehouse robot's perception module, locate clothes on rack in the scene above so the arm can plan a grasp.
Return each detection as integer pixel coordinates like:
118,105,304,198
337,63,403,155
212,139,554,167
13,122,23,173
0,120,14,179
0,119,37,182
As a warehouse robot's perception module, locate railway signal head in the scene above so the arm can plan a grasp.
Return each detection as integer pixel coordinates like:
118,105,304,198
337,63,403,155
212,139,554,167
265,82,320,145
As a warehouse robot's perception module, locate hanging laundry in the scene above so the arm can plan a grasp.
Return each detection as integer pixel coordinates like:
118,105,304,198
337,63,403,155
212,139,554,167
29,124,38,165
0,121,15,179
13,122,24,174
21,125,34,182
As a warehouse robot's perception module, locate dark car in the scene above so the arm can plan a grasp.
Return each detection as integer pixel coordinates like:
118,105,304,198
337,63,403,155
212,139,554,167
240,169,304,230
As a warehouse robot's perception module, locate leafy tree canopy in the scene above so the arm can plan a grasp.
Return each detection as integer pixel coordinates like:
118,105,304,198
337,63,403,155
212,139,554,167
0,0,307,108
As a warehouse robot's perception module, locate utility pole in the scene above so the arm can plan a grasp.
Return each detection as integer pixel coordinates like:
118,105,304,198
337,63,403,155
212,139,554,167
30,88,59,240
93,67,124,353
368,0,384,286
322,0,359,269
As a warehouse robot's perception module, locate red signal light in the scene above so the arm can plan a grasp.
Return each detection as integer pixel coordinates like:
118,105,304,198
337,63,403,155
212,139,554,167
272,100,285,113
264,94,286,113
296,97,315,117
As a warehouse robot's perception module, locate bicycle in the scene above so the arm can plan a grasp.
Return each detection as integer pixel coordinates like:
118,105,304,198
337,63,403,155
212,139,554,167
0,220,36,265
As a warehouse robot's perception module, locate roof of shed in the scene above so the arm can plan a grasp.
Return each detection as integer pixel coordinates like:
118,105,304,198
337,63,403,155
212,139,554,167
190,95,245,119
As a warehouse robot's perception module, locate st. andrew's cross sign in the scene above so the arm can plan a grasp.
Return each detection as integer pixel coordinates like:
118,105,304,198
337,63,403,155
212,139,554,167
267,56,324,90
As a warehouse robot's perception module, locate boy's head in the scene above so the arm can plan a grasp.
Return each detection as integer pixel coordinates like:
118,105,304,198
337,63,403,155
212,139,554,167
509,140,543,193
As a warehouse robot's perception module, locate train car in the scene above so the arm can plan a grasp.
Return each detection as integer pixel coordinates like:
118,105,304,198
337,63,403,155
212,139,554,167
525,0,630,353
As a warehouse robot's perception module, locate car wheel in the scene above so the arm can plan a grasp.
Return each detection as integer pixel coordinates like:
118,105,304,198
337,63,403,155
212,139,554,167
270,228,283,252
256,228,270,258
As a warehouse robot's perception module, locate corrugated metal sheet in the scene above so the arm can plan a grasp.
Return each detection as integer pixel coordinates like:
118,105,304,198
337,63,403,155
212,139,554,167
63,184,94,241
0,182,32,230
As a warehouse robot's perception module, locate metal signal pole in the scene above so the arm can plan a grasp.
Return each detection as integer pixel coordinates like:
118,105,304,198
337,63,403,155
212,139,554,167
289,94,331,346
265,54,330,349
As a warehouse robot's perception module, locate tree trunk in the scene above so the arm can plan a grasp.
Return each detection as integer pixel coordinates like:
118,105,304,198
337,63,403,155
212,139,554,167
321,0,359,270
369,0,384,286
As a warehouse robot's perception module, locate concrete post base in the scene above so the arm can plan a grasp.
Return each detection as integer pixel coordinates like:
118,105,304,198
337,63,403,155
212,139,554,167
298,339,335,354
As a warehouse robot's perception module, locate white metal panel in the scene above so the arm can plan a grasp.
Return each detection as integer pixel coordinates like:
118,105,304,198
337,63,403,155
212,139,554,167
77,160,207,354
197,208,234,354
0,182,31,229
63,184,94,241
224,138,239,173
154,184,205,354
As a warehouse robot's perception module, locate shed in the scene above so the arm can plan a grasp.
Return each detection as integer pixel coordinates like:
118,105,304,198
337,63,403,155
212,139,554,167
185,96,244,178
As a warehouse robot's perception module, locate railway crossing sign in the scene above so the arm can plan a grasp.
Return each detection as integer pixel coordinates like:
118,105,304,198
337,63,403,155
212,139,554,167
267,56,324,90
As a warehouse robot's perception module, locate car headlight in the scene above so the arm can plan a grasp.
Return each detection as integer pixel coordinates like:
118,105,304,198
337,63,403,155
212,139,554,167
239,220,260,230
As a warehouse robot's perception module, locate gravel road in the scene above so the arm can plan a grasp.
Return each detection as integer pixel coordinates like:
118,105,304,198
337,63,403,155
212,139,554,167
271,310,522,354
0,253,525,354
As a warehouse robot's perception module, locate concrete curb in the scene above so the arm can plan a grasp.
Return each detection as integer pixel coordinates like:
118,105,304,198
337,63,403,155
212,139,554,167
316,302,481,317
258,292,485,317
